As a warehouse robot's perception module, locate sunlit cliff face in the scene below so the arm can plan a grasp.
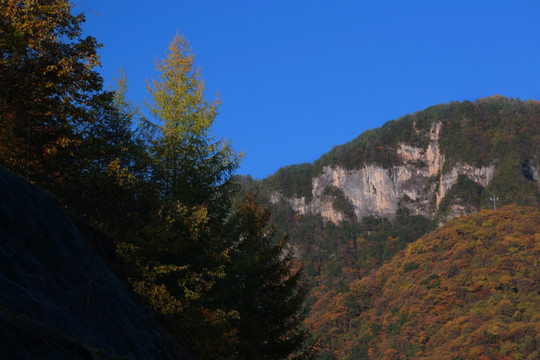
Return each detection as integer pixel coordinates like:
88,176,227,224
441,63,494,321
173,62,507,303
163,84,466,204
272,122,496,224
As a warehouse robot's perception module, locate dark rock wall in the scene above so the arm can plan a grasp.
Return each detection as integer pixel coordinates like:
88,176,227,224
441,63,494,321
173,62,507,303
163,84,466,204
0,168,190,359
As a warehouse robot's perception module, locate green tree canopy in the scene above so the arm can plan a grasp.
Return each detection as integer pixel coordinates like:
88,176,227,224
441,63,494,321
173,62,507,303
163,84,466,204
122,34,241,357
226,194,308,359
145,34,240,209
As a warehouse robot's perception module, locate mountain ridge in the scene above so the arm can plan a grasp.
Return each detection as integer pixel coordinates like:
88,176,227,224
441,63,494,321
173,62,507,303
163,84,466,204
260,96,540,223
238,96,540,359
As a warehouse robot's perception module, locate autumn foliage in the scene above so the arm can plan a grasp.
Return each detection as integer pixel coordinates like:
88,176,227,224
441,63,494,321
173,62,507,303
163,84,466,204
0,0,103,182
306,205,540,359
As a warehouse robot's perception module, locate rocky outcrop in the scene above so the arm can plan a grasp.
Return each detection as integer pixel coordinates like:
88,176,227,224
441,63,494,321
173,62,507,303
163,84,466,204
272,123,497,223
0,168,192,359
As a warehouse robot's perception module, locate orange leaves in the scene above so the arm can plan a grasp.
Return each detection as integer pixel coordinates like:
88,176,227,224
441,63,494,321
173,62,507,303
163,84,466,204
467,346,486,359
137,281,184,316
1,0,103,184
105,157,135,187
304,205,540,358
496,299,514,317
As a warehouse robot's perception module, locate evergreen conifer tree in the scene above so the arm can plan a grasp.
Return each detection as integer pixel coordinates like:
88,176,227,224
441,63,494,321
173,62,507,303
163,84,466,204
129,34,242,357
227,194,308,359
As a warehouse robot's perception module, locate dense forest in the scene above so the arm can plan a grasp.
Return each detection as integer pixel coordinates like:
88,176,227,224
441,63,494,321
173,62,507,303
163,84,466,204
0,1,308,359
308,205,540,359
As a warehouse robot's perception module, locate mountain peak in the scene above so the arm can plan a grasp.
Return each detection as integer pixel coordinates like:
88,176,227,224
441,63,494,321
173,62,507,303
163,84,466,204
262,97,540,223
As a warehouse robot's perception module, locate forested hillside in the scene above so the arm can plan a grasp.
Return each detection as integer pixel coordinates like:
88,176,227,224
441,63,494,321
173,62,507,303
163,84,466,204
241,96,540,359
308,205,540,359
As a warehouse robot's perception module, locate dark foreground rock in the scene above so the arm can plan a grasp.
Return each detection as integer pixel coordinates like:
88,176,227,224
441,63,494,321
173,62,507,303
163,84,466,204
0,168,192,359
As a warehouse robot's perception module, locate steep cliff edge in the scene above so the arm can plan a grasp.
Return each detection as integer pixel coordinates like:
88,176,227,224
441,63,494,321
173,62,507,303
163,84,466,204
273,122,496,223
0,168,191,359
265,97,540,223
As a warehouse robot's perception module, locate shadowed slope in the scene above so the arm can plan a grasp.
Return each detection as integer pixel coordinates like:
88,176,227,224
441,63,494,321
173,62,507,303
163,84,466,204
0,168,190,359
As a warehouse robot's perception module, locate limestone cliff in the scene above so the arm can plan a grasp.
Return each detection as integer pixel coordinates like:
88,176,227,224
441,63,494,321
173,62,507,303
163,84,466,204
264,97,540,225
271,122,497,223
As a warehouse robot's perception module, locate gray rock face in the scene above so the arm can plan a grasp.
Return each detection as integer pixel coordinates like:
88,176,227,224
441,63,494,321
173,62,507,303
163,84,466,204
0,168,191,359
272,123,498,223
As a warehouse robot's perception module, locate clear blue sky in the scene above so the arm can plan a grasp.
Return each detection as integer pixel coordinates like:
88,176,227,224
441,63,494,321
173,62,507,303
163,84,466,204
76,0,540,179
